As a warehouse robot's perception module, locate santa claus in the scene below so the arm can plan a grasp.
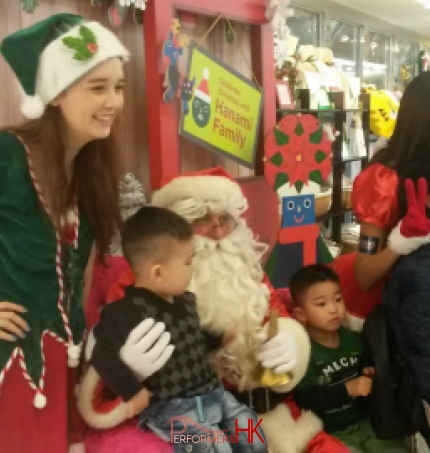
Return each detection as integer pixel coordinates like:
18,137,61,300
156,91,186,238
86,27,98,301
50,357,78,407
78,168,347,453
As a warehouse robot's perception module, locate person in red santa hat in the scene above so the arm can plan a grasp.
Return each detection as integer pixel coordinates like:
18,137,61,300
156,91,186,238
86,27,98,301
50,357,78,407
78,167,348,453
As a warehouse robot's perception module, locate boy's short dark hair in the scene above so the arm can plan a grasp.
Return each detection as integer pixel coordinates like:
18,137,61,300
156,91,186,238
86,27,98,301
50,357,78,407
121,206,193,268
289,264,340,307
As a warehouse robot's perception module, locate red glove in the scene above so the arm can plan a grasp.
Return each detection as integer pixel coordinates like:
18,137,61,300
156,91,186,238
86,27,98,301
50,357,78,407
388,178,430,254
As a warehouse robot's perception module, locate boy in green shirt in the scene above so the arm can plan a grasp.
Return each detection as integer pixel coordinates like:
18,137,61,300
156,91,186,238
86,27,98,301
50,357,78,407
290,264,408,453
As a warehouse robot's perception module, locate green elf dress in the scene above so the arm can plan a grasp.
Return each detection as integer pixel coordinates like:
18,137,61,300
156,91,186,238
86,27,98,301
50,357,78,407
0,131,93,452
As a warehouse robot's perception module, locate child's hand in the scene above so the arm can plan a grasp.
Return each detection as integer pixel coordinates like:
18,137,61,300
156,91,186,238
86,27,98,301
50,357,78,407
345,376,373,397
363,367,375,378
128,387,152,418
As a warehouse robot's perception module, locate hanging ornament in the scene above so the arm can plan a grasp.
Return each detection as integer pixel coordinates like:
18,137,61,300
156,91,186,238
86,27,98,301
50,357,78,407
108,1,129,28
264,114,332,193
21,0,38,13
225,21,234,44
118,0,147,10
179,11,197,30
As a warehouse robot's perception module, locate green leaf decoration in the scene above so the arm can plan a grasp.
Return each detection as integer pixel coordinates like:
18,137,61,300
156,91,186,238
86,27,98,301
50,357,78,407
274,172,289,191
315,150,327,164
63,26,98,61
80,25,96,45
295,180,304,192
310,127,323,144
274,128,289,146
295,121,304,136
269,152,283,167
309,170,323,185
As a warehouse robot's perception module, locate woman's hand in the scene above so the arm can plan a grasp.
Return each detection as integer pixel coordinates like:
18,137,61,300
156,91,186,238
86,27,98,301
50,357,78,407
0,302,29,341
389,178,430,254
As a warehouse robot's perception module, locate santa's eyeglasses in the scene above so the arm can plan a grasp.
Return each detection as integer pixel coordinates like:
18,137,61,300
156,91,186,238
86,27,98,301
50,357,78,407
191,213,237,233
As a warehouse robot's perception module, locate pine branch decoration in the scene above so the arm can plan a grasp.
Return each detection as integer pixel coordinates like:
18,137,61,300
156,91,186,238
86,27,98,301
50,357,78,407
62,26,98,61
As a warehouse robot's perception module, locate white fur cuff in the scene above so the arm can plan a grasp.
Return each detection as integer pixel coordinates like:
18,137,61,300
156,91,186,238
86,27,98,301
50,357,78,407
388,222,430,255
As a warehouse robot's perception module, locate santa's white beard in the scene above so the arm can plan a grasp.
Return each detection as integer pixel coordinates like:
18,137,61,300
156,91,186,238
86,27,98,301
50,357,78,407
188,219,270,389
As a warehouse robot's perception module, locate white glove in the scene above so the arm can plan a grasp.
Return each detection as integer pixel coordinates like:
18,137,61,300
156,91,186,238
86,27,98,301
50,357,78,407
256,328,296,374
119,318,175,382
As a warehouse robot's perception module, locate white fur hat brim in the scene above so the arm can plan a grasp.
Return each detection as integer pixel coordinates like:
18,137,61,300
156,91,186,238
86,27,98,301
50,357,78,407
34,22,129,114
152,175,248,214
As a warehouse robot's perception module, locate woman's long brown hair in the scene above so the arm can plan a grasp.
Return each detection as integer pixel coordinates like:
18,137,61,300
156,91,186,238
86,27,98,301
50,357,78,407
3,105,121,259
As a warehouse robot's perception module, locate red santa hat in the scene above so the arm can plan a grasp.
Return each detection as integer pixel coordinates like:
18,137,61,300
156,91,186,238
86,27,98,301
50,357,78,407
194,68,211,104
152,166,247,215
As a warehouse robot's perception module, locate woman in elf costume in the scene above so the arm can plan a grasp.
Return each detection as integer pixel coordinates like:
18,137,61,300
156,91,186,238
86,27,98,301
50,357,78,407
332,72,430,332
0,14,134,452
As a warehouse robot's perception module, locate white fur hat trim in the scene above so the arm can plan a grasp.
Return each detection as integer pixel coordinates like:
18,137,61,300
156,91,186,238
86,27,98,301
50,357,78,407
28,22,129,119
152,175,247,212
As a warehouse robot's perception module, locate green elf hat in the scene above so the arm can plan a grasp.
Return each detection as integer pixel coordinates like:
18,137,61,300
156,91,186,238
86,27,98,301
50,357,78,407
0,13,130,119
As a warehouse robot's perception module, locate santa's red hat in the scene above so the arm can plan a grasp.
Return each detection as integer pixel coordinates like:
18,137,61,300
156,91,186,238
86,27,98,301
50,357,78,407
152,167,247,215
194,68,211,104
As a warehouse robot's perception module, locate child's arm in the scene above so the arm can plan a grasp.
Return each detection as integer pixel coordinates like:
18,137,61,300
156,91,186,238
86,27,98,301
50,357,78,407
293,381,354,415
91,305,144,402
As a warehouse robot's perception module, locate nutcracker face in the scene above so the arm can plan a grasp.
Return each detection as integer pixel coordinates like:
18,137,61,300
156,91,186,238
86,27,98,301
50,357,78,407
281,194,315,228
369,89,399,138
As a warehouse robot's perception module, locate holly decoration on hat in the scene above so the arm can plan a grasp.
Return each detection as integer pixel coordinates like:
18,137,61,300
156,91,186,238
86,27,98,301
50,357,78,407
264,114,332,192
62,25,98,60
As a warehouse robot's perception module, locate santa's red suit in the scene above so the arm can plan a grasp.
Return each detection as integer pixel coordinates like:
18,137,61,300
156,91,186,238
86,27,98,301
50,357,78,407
79,169,348,453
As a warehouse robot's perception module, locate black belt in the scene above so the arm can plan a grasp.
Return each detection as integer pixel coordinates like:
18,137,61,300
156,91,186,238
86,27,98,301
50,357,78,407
228,387,290,414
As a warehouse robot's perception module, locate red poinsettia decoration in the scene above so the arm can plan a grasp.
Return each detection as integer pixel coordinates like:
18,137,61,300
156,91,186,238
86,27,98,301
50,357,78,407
264,114,333,192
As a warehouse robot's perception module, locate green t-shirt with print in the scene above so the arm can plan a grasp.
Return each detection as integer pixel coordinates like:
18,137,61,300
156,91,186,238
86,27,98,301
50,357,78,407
296,327,366,432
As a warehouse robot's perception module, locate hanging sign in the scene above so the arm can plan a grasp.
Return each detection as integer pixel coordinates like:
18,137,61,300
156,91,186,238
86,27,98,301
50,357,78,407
180,45,262,168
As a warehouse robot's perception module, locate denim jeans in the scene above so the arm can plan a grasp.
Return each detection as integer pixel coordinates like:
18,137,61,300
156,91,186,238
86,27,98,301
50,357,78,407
139,385,267,453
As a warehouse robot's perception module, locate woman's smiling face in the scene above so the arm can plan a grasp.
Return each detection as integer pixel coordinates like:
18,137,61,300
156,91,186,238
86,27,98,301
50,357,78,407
52,58,125,150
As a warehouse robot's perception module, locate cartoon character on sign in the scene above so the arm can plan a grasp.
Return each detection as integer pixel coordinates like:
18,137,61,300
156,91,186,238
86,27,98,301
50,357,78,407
180,76,195,115
192,68,211,127
161,19,194,115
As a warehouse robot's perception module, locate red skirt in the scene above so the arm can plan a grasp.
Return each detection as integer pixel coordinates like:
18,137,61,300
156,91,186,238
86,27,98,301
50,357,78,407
0,336,69,453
